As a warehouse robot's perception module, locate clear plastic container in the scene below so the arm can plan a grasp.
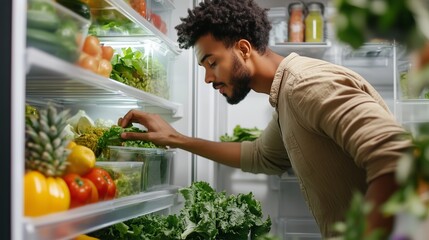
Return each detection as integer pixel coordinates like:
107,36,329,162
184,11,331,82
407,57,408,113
108,146,174,191
26,0,91,63
267,7,288,45
89,7,149,36
96,161,144,198
278,217,322,240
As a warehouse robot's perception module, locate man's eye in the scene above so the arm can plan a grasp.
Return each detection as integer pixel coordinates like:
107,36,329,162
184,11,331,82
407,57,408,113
209,62,216,68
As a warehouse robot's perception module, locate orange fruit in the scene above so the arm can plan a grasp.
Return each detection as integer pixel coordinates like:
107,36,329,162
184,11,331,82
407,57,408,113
66,145,96,175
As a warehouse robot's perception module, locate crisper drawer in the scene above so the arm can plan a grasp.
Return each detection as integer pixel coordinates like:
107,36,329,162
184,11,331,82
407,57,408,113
278,176,313,218
278,217,322,240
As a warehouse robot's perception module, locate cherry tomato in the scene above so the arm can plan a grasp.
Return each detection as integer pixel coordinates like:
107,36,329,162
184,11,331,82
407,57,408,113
78,53,100,73
82,35,102,58
101,45,114,61
97,58,113,78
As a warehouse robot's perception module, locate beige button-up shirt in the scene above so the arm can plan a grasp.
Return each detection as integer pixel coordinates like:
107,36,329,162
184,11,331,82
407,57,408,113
240,53,412,237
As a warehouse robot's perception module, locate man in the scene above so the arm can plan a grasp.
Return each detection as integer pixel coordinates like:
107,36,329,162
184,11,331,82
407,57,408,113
118,0,412,238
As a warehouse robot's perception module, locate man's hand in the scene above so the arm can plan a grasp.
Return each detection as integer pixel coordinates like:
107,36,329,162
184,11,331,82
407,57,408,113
118,109,183,148
365,173,399,237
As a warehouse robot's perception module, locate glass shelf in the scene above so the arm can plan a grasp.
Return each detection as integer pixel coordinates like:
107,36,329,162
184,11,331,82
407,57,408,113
341,42,394,67
105,0,181,55
23,187,179,240
26,47,183,118
270,41,332,58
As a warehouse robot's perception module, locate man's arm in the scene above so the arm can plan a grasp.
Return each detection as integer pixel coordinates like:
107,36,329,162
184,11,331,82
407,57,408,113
118,109,242,168
365,172,399,237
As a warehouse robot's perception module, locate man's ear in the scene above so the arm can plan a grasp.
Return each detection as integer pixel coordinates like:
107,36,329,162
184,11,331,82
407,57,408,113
236,39,252,59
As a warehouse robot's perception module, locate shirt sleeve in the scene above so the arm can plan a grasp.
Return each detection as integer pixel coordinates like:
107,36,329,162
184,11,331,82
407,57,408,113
289,64,412,183
240,112,292,175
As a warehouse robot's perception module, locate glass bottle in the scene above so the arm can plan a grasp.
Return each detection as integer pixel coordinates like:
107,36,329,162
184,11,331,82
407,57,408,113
305,2,324,43
288,2,305,42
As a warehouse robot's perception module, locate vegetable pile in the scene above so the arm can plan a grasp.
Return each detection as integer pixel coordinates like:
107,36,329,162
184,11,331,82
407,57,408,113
97,125,159,159
110,47,170,99
88,181,272,240
220,125,263,142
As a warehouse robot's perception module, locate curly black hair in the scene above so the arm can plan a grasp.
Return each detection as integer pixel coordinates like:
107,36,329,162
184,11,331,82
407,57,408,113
175,0,272,54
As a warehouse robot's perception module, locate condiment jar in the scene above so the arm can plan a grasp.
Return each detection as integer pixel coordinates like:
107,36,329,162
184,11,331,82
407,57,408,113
288,2,305,42
305,2,324,42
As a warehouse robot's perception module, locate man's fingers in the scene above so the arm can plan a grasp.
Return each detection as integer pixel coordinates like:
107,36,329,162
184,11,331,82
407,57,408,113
120,131,148,141
120,109,151,128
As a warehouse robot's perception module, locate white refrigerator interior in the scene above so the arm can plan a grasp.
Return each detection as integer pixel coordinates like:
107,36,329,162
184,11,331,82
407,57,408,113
14,0,197,239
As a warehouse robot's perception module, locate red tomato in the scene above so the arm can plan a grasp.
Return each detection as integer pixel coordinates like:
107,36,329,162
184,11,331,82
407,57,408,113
130,0,147,18
78,53,100,74
101,45,114,61
82,35,102,58
63,173,98,208
97,58,113,78
83,167,116,200
87,179,99,204
151,13,161,29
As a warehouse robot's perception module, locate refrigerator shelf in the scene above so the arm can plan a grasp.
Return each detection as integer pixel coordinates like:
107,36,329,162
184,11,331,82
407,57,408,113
105,0,181,55
26,47,183,118
270,41,332,58
23,186,179,240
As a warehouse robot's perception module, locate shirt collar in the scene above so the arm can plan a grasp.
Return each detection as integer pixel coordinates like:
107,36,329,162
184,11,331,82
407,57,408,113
269,52,299,108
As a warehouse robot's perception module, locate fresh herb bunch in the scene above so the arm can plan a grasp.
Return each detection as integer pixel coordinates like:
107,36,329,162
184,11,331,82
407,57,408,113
88,181,272,240
97,125,159,159
220,125,262,142
97,125,158,149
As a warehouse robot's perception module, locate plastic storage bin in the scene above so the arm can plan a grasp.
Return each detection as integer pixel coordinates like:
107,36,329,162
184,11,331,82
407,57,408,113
278,218,322,240
26,0,90,63
96,161,144,198
108,146,174,191
278,174,322,239
89,6,148,36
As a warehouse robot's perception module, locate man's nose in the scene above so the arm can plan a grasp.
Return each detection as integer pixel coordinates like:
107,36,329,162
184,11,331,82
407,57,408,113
204,69,215,84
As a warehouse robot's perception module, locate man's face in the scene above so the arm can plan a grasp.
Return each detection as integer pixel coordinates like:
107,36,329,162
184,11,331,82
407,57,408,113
195,34,251,104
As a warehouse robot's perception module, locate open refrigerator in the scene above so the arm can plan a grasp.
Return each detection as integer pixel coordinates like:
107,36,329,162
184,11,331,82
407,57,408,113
6,0,427,240
10,0,201,239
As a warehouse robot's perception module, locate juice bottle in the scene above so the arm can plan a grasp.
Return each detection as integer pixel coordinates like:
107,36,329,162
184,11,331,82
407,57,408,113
305,2,324,42
288,2,305,42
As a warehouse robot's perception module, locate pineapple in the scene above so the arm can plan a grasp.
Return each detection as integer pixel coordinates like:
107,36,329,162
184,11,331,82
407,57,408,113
25,104,71,177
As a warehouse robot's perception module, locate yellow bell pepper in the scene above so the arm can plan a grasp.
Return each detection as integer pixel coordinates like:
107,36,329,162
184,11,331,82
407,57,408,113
24,171,71,217
74,234,99,240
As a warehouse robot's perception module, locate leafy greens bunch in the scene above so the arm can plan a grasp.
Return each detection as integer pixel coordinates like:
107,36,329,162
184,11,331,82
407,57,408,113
88,181,272,240
220,125,262,142
110,47,170,99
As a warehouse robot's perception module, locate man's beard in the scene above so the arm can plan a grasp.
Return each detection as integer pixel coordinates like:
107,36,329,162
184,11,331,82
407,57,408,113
225,54,251,104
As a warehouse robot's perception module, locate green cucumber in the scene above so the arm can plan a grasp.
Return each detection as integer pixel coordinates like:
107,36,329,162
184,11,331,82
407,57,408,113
27,28,79,62
27,9,60,32
56,0,91,20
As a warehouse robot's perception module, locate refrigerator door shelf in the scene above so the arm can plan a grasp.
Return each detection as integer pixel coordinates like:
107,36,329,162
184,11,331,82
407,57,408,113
22,187,179,240
25,47,183,118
